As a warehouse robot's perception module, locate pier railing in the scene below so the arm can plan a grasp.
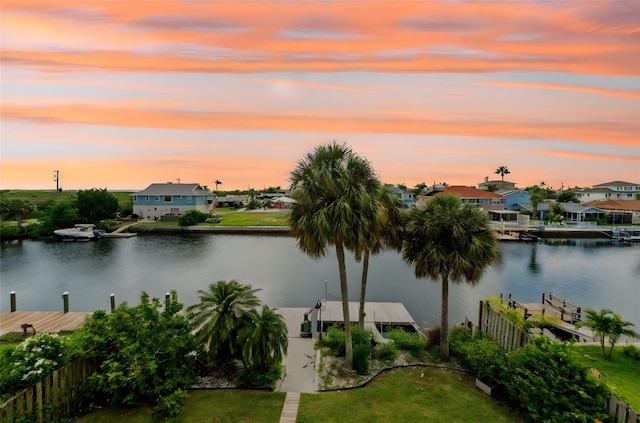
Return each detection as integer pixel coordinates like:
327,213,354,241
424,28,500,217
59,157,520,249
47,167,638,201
542,293,582,323
0,356,96,423
477,300,532,352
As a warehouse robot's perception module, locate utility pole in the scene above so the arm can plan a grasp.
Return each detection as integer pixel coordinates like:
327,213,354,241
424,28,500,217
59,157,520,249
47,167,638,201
54,170,61,202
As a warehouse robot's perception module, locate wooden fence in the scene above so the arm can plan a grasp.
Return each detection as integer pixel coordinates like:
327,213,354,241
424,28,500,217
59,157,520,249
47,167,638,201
477,300,638,422
477,300,531,352
0,356,97,423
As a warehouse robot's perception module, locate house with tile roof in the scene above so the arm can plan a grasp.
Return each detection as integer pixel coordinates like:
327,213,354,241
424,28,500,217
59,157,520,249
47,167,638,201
477,176,517,191
537,202,605,223
132,183,215,220
583,199,640,224
575,181,640,202
417,185,504,211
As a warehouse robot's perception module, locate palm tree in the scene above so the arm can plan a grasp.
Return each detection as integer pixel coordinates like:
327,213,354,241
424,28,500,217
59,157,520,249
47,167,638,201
578,308,639,359
289,141,381,368
215,180,222,190
495,166,510,182
187,280,261,369
358,185,405,330
402,194,498,360
239,305,288,372
528,186,546,220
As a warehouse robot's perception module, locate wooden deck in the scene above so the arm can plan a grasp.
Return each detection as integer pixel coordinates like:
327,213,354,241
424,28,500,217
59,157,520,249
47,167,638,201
0,311,91,336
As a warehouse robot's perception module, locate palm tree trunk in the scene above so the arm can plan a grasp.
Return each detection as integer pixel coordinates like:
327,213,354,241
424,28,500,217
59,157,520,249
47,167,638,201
359,250,370,331
600,337,606,358
440,275,450,360
335,240,353,368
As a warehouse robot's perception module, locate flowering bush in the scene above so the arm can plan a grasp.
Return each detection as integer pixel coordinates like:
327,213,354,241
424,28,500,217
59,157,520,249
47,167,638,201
0,333,69,400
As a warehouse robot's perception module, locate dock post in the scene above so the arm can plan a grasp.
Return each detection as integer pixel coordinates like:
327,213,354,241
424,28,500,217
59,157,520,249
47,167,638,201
10,291,16,312
541,293,545,304
62,291,69,313
165,292,170,301
110,293,116,312
478,300,483,333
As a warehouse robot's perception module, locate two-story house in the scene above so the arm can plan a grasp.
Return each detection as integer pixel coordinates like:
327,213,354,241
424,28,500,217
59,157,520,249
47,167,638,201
388,185,416,208
417,185,504,211
477,176,517,191
132,183,215,220
575,181,640,202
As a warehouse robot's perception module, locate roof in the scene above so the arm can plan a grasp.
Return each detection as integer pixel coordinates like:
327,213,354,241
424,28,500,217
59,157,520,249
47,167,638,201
538,202,604,213
592,181,640,188
320,301,417,325
434,185,503,199
583,199,640,212
133,183,212,196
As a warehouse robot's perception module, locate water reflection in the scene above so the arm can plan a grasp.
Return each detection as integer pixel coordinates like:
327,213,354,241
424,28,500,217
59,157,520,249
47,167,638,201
1,236,638,331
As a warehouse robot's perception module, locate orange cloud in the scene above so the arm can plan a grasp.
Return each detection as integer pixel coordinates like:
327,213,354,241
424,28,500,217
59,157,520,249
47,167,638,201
477,81,640,101
3,104,638,148
533,150,639,164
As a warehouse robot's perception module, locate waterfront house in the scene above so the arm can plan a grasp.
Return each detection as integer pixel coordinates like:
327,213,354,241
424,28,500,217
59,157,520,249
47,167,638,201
132,183,215,220
499,189,531,211
575,180,640,202
477,176,517,191
583,199,640,224
216,194,249,208
417,185,504,211
388,184,416,208
536,202,605,223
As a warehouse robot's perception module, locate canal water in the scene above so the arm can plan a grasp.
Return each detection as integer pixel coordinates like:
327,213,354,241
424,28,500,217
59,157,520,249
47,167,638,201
1,235,638,330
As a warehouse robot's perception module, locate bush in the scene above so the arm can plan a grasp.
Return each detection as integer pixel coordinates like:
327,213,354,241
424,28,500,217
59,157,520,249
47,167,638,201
376,342,398,363
504,337,610,422
460,335,506,379
237,362,283,389
323,325,373,358
622,344,640,361
353,344,370,375
387,329,427,359
424,325,440,347
178,210,208,226
0,333,69,401
448,325,472,357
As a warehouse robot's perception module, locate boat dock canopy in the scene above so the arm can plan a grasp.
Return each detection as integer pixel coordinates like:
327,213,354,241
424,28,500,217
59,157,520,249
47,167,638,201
320,301,417,326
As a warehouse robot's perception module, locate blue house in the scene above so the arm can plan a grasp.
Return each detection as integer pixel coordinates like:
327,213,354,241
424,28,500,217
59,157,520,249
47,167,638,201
132,183,215,220
499,189,531,211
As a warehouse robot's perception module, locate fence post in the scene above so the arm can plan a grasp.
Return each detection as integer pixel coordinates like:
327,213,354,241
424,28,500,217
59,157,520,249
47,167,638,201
62,291,69,313
10,291,17,312
110,293,115,312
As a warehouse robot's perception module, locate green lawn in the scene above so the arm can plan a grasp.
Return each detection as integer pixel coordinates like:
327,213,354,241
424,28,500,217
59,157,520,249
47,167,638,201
573,344,640,410
298,367,524,423
135,211,290,227
73,390,286,423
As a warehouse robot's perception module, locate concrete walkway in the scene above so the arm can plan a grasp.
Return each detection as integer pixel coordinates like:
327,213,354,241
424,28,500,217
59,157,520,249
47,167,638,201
279,392,301,423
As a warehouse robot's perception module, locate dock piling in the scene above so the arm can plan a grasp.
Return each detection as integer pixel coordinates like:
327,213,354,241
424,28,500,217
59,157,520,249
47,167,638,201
110,293,115,312
10,291,16,312
62,291,69,313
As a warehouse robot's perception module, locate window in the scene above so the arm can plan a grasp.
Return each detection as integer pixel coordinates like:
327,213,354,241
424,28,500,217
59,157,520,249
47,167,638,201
164,195,172,203
176,195,182,199
133,196,137,201
187,197,192,203
155,196,160,201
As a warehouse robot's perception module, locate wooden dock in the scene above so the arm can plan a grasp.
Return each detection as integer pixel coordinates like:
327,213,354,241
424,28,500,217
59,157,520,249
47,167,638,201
0,311,91,336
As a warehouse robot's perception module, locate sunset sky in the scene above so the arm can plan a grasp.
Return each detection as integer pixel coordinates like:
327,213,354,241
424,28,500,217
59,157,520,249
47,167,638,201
1,0,638,191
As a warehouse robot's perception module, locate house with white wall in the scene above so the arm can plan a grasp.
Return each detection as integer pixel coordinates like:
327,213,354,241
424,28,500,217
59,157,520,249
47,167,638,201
417,185,504,211
575,181,640,202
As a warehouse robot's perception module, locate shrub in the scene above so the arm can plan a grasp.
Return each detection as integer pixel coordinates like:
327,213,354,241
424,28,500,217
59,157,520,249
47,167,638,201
323,325,373,358
424,325,440,347
353,344,370,375
376,342,398,363
178,210,208,226
237,362,283,389
622,344,640,361
387,329,427,359
460,336,506,379
0,333,69,401
448,325,472,357
503,337,610,422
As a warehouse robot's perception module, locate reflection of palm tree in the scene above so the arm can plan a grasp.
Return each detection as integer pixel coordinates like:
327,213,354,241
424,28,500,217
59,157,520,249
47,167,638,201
402,194,498,360
495,166,510,182
528,243,539,273
358,185,405,330
187,280,261,369
239,305,288,372
289,141,380,369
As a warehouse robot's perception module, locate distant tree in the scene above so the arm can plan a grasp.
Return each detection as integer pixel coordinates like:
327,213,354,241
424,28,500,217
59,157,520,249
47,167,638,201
526,186,547,219
550,204,563,224
413,182,427,195
0,199,33,228
402,194,498,360
486,184,498,192
495,166,510,182
45,201,78,230
577,308,639,359
215,180,222,190
179,209,207,226
557,189,579,203
76,188,118,223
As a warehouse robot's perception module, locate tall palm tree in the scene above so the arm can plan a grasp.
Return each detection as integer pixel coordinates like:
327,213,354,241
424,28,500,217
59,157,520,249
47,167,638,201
578,308,639,359
358,185,405,330
239,305,288,372
495,166,510,182
402,194,498,360
187,280,261,369
528,186,546,220
215,180,222,190
289,141,381,369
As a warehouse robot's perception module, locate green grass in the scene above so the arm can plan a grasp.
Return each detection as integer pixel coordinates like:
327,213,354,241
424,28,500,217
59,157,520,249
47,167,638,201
573,344,640,410
212,211,289,227
73,390,286,423
298,367,523,423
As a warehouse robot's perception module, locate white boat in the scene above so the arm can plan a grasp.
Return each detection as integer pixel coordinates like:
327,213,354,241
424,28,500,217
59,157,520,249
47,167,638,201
54,224,105,241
